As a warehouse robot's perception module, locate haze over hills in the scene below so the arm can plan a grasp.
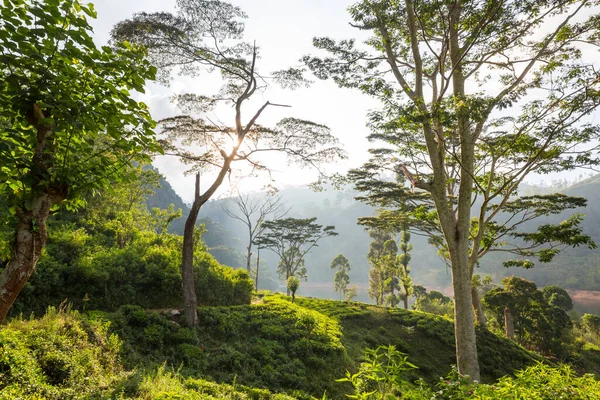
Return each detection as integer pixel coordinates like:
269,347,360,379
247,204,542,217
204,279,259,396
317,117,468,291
147,169,600,301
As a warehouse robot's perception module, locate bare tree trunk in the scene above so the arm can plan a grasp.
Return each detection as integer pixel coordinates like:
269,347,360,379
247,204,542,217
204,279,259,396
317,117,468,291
181,173,200,328
0,193,57,322
472,286,486,326
403,293,408,310
254,249,260,291
450,247,480,382
246,245,252,274
504,307,514,339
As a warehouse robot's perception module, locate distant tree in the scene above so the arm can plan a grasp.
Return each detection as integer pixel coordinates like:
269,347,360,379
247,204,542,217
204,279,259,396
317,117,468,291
582,314,600,338
222,192,289,276
113,0,345,327
367,230,394,306
0,0,158,321
287,276,300,303
306,0,600,380
151,204,183,236
413,288,454,317
330,254,351,300
411,285,427,306
542,286,573,312
255,217,337,295
345,285,358,302
484,277,572,354
398,229,413,309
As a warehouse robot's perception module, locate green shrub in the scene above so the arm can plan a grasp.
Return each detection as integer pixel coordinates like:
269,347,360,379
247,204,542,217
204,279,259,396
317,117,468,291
0,308,129,399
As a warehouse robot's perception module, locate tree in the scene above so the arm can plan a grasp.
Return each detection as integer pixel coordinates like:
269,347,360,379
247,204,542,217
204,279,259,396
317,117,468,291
398,229,413,309
367,229,397,306
0,0,158,322
483,276,572,354
113,0,345,328
542,285,573,312
255,217,337,295
287,275,300,303
330,254,351,300
222,192,289,275
305,0,600,380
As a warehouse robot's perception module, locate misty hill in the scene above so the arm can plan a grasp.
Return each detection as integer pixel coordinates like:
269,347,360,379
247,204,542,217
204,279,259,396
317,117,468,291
147,170,600,297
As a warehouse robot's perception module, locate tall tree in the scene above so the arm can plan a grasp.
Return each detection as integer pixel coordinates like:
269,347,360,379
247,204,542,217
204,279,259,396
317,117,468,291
222,192,288,275
0,0,158,321
398,229,413,310
255,217,337,295
330,254,351,300
113,0,345,327
366,230,395,306
305,0,600,380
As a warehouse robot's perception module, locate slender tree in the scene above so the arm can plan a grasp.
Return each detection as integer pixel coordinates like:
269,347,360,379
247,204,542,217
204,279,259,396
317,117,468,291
255,217,337,295
330,254,351,300
0,0,158,321
367,230,395,306
222,192,289,274
305,0,600,380
398,229,413,310
287,275,300,303
113,0,345,327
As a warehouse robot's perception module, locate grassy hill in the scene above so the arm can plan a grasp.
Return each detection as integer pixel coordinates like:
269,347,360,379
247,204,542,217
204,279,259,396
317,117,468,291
0,293,544,399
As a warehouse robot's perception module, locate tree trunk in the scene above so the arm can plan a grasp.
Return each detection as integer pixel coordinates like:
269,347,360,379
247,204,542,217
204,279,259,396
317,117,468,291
181,173,201,328
246,244,252,274
254,249,260,291
450,249,481,382
0,193,55,322
504,307,515,339
472,286,486,326
291,292,295,303
403,293,408,310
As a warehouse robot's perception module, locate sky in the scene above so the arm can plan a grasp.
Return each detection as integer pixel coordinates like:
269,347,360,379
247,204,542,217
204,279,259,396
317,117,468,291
90,0,378,204
89,0,599,204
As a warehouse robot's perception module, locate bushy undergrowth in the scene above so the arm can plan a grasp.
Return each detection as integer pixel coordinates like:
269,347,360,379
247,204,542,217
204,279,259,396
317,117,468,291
11,227,253,316
109,296,347,398
0,307,129,399
0,309,309,399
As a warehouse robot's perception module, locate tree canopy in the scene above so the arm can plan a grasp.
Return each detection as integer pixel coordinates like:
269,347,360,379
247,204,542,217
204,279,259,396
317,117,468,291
0,0,159,321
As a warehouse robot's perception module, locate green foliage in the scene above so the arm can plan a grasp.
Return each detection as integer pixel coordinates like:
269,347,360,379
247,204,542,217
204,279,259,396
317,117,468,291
0,308,129,399
256,217,337,285
110,296,345,398
286,276,300,302
418,363,600,399
9,195,252,316
338,345,418,399
330,254,351,300
413,289,453,318
289,294,539,385
0,0,158,212
483,277,572,355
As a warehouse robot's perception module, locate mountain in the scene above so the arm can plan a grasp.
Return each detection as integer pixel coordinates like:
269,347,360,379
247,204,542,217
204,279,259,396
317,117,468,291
147,168,600,298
